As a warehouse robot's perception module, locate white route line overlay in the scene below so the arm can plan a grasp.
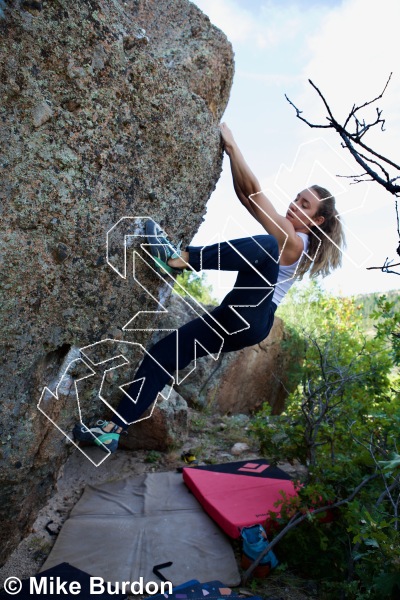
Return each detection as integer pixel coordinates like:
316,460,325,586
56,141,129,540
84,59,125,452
273,137,372,267
38,218,278,465
38,139,366,465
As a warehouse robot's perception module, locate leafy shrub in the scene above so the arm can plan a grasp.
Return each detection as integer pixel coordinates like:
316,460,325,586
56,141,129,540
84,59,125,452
252,285,400,598
174,271,218,306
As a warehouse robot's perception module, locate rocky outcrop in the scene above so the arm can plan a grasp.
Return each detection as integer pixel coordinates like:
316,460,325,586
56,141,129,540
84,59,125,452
120,386,189,452
0,0,233,564
155,295,297,415
201,317,296,415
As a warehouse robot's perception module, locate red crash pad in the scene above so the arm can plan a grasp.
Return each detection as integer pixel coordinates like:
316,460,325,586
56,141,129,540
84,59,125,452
182,459,297,539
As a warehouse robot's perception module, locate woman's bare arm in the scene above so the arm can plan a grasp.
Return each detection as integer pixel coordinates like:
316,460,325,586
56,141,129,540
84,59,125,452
220,123,303,260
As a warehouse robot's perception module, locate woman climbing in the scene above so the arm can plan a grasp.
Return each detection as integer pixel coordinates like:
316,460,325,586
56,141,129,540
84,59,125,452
73,123,345,453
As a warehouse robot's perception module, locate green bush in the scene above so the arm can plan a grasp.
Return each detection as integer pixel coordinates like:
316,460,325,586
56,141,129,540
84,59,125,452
174,270,218,306
252,285,400,599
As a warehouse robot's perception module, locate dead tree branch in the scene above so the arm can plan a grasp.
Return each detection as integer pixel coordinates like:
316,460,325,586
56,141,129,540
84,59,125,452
285,74,400,195
286,75,400,273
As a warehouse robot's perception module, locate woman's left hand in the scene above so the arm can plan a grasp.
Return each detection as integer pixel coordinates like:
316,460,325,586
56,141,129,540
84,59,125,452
219,122,236,154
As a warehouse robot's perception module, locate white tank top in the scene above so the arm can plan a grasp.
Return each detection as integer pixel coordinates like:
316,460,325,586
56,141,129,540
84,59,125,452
271,232,309,307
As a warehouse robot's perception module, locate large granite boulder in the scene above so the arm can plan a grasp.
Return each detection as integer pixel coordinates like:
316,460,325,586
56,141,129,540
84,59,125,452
0,0,233,564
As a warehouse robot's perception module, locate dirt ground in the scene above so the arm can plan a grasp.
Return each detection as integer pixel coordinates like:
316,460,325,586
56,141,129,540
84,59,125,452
0,409,314,600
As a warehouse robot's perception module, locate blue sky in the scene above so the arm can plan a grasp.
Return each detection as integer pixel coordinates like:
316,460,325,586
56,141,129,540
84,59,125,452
190,0,400,300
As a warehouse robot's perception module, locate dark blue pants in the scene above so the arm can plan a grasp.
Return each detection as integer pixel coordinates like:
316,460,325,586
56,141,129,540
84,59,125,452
113,235,279,427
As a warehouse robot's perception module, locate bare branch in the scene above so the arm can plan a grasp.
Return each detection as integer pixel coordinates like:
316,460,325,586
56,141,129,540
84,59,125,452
339,131,400,195
308,79,335,122
396,199,400,240
366,258,400,275
344,73,392,128
347,150,391,181
285,70,400,267
376,475,400,507
284,93,331,129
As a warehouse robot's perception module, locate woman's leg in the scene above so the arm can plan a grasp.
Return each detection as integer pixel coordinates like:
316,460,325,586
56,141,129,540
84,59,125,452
113,234,280,427
112,311,226,427
189,235,280,339
74,235,279,447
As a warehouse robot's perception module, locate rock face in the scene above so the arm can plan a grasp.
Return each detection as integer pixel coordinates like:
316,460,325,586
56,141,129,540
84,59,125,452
0,0,233,564
156,295,297,415
206,317,295,415
120,386,189,452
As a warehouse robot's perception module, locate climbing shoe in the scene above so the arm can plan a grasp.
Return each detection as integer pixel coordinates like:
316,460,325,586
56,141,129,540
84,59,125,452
145,219,184,275
181,451,199,465
176,450,199,472
73,420,120,453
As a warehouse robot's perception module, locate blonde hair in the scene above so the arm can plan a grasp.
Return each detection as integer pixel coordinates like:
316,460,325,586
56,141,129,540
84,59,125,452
296,185,346,279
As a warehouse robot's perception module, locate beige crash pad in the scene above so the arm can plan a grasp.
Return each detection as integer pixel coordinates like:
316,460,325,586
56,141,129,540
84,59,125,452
40,471,240,586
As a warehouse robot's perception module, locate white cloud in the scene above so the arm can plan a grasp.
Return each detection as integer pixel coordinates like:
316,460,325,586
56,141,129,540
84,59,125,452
192,0,332,50
297,0,400,151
